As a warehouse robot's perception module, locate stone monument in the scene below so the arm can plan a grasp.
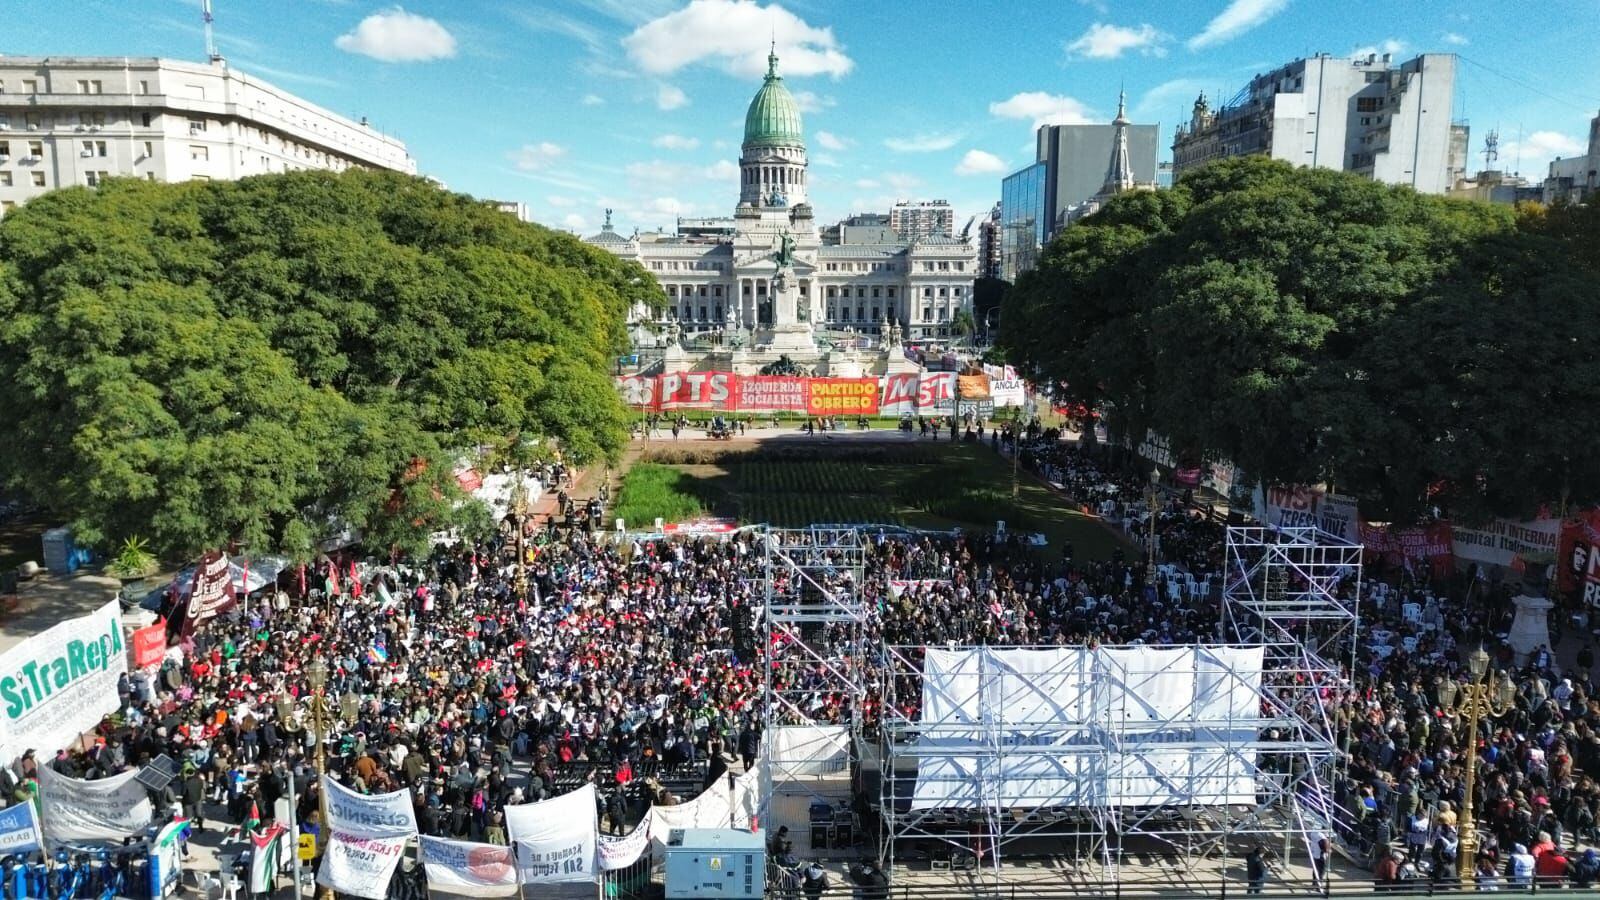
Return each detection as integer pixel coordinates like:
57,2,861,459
1507,593,1554,666
761,230,818,353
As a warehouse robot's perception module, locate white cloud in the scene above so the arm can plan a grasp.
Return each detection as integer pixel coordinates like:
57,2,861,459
703,160,740,180
625,159,738,185
1066,23,1169,60
334,7,457,62
792,91,834,114
955,149,1008,176
561,213,588,231
624,0,853,79
989,91,1095,128
653,134,701,150
1187,0,1289,51
656,84,689,110
853,178,881,189
1351,38,1408,58
815,130,850,151
1503,131,1587,177
581,93,605,106
885,172,923,193
547,195,579,208
1441,32,1469,46
648,197,685,216
884,132,961,153
510,142,566,172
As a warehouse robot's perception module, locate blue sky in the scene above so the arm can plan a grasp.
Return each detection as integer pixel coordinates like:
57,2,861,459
14,0,1600,234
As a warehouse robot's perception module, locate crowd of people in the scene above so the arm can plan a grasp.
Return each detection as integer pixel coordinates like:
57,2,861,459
6,430,1599,894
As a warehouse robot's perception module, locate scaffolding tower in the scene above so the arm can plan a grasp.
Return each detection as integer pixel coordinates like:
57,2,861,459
758,527,874,825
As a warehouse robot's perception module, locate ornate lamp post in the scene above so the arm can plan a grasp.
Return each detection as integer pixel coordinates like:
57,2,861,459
1146,466,1161,574
1449,647,1517,882
307,658,335,900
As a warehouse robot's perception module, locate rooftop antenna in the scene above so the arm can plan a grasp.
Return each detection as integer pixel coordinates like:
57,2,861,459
202,0,224,64
1482,129,1499,170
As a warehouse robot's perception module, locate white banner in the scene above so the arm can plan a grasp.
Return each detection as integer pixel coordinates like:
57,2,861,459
730,758,764,830
505,784,597,885
648,778,732,849
769,726,850,775
419,836,520,897
0,801,41,855
1252,484,1360,543
38,765,152,842
1452,517,1560,567
597,821,651,872
318,777,418,900
0,599,127,763
983,364,1026,408
912,646,1263,809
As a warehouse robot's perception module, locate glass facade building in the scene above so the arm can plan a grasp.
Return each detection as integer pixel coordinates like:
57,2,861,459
1000,162,1047,283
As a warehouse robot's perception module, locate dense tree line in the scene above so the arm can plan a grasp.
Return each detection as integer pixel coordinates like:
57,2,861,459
0,170,660,559
1000,156,1600,523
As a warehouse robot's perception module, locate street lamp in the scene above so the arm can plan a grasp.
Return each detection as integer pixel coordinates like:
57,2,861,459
307,658,335,900
1449,647,1517,883
509,473,530,595
1146,466,1161,574
274,695,304,898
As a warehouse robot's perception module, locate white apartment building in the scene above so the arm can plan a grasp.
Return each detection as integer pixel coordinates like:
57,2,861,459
889,199,955,240
0,56,414,216
1173,52,1466,195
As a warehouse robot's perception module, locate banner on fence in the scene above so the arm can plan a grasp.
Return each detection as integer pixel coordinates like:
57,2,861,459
504,784,597,885
879,372,957,416
0,598,127,763
1253,484,1360,543
419,836,520,897
1558,510,1600,604
648,778,732,848
0,798,41,854
318,777,417,900
615,371,973,416
597,821,651,872
983,365,1026,408
730,758,764,831
38,765,152,842
1361,521,1456,579
1454,517,1561,568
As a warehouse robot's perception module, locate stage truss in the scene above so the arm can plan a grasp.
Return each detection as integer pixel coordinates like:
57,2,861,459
758,527,874,820
868,524,1359,888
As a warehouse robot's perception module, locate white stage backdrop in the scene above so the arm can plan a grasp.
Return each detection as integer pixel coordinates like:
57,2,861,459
769,725,850,775
911,646,1263,809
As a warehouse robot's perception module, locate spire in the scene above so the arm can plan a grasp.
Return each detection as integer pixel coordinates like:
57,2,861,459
767,39,779,80
1101,90,1134,197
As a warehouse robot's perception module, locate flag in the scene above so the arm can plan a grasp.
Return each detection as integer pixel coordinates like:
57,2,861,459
236,800,261,839
367,642,388,665
249,823,286,894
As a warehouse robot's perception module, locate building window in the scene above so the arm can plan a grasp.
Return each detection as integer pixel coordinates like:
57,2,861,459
94,140,107,157
922,307,932,322
22,80,37,94
872,287,881,298
0,172,10,187
142,141,154,158
190,145,209,161
887,287,896,299
27,141,42,158
856,287,866,299
31,171,45,187
938,287,947,298
953,286,962,297
141,112,152,127
0,141,8,156
138,80,150,95
713,285,723,298
923,287,933,298
85,171,109,187
24,112,41,129
188,119,207,134
1356,96,1383,112
842,308,852,322
872,307,880,321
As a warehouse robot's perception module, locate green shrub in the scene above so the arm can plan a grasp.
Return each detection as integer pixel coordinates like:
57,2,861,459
613,464,707,527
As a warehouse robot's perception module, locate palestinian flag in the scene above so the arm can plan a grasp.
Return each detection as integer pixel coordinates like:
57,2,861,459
235,800,261,839
249,823,286,894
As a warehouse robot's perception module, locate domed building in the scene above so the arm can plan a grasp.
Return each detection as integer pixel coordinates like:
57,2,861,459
586,50,977,358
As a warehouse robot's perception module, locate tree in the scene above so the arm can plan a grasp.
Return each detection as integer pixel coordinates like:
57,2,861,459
0,170,659,558
950,308,976,347
1000,156,1600,521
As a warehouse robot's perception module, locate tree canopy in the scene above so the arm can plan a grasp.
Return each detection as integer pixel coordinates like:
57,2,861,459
1000,156,1600,522
0,170,660,559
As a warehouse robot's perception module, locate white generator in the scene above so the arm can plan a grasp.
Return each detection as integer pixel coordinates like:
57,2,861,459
662,828,766,900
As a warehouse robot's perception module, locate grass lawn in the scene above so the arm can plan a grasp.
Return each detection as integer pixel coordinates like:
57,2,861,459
614,443,1129,560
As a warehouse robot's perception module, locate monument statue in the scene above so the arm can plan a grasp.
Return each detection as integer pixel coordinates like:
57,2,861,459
879,316,892,346
774,230,797,269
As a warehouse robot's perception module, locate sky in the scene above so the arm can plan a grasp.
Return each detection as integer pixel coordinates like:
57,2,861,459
12,0,1600,235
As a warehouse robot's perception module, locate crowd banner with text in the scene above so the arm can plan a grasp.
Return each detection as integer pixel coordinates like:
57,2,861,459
618,372,918,415
0,598,126,763
318,776,418,900
1253,484,1361,543
130,622,167,670
504,784,598,885
38,765,152,842
1453,517,1561,568
957,374,991,401
177,550,236,638
878,372,957,416
0,796,42,854
647,778,732,851
982,364,1026,408
1558,510,1600,604
597,821,651,872
1360,521,1456,579
419,836,520,897
806,378,879,415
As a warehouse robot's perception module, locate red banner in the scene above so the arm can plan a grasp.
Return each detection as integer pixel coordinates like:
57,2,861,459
1557,509,1600,603
131,621,167,668
179,550,237,637
1360,521,1455,578
618,372,880,415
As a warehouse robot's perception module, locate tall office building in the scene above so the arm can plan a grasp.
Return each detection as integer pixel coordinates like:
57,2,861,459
976,202,1002,281
889,199,955,240
0,56,414,217
998,92,1160,281
1172,52,1463,195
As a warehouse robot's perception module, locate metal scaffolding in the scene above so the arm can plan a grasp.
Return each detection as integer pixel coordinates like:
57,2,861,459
758,527,875,823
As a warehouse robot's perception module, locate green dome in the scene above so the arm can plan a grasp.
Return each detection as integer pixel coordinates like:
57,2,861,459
742,51,804,148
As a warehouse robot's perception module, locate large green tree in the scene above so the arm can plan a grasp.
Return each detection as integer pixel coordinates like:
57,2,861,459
0,170,659,559
1001,156,1600,521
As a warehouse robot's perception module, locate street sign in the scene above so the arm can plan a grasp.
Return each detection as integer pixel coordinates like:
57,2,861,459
297,833,316,861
